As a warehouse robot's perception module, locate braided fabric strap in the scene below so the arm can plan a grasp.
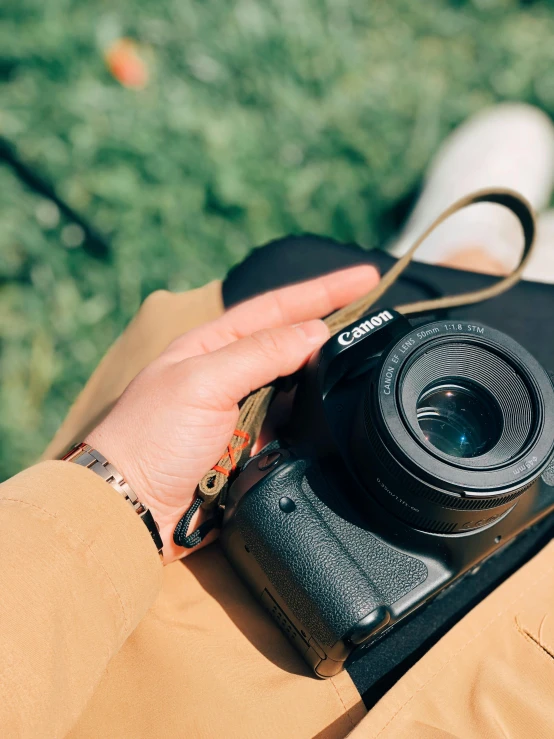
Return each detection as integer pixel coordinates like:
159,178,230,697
198,388,274,505
174,187,536,547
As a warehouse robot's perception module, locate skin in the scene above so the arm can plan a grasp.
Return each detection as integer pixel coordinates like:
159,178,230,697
439,246,508,276
87,264,379,564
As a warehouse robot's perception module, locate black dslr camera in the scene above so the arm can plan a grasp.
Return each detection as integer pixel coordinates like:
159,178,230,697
221,309,554,677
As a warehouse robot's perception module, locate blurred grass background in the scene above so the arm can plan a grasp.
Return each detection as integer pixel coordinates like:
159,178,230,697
2,0,554,479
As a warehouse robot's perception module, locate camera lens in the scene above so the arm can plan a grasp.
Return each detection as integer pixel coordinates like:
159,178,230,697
416,381,503,459
352,321,554,534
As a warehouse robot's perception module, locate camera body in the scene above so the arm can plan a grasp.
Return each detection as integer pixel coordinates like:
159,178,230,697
221,310,554,677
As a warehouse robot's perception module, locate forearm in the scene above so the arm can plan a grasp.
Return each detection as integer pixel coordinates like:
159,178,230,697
0,461,161,738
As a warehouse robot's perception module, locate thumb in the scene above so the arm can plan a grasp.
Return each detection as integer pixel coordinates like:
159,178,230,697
187,319,329,410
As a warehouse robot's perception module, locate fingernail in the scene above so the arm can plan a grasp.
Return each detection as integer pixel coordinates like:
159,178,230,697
295,319,330,345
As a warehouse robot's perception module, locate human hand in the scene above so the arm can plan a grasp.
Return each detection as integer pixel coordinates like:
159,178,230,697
87,265,379,563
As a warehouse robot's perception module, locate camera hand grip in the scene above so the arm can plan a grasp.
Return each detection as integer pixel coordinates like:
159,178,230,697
233,459,390,647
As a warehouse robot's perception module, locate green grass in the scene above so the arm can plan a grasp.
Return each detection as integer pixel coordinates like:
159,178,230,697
2,0,554,479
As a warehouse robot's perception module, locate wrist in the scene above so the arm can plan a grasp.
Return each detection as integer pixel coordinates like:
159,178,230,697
84,412,220,563
85,425,151,507
85,428,167,533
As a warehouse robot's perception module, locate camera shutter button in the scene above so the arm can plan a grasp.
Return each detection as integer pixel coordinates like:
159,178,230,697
258,451,282,471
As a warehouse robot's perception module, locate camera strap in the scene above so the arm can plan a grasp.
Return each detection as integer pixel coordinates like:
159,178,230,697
174,187,536,548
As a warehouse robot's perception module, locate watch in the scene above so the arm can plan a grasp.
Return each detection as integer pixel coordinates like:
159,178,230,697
62,442,164,560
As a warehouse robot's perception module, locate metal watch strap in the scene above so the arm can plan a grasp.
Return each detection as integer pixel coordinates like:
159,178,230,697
62,442,164,560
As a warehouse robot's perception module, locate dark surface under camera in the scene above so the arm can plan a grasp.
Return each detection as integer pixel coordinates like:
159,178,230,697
223,234,554,708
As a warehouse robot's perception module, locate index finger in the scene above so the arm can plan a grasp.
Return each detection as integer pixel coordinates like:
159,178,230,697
165,264,379,359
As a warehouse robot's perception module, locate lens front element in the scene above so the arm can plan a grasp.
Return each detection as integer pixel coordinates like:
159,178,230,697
416,381,503,459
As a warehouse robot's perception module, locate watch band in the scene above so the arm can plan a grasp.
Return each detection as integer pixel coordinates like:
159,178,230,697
62,442,164,560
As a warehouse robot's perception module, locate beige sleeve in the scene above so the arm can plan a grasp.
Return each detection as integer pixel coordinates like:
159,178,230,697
0,280,224,738
0,460,162,739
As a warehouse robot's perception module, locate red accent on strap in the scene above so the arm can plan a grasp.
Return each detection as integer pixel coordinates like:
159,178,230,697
213,429,250,477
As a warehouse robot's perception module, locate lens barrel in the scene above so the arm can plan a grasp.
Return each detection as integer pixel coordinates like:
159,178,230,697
353,320,554,534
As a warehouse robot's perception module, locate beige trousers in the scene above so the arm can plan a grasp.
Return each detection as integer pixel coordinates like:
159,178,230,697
42,281,554,738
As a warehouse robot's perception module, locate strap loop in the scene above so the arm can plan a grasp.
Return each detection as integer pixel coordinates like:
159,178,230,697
325,189,535,332
173,496,221,549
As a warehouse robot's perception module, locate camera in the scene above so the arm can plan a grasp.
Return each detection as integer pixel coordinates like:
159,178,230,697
220,309,554,677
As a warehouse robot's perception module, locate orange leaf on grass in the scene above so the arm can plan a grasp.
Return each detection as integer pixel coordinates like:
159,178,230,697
105,38,149,89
